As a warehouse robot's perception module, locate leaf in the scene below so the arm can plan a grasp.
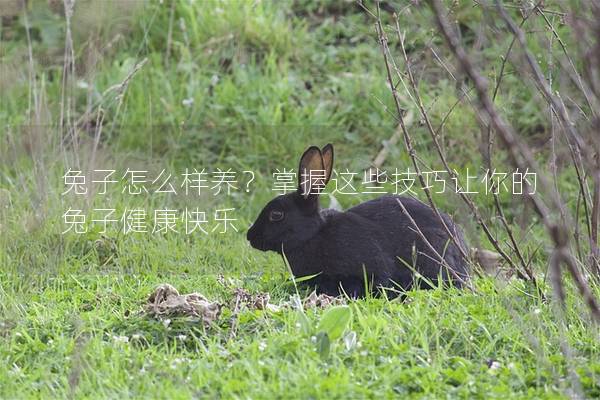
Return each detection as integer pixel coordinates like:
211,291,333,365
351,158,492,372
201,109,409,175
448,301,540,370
292,272,322,284
289,294,303,310
315,332,330,359
317,305,352,340
343,331,357,352
343,130,360,143
295,310,311,336
27,5,63,50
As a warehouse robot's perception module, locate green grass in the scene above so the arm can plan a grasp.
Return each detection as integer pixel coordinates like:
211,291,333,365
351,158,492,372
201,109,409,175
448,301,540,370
1,0,599,398
1,266,599,398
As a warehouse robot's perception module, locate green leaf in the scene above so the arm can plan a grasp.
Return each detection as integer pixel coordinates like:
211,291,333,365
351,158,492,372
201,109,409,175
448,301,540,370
317,305,352,340
343,331,357,352
295,310,312,336
292,272,322,283
315,332,330,359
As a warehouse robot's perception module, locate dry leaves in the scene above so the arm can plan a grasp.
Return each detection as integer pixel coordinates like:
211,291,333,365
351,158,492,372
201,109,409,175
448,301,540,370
142,284,346,324
144,283,221,324
231,288,280,312
303,291,346,308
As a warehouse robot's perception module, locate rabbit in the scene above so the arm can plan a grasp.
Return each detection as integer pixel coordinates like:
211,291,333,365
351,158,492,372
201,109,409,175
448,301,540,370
246,144,470,298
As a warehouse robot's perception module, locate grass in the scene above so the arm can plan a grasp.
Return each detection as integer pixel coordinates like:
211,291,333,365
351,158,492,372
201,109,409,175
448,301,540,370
1,270,599,398
2,265,598,398
1,0,599,398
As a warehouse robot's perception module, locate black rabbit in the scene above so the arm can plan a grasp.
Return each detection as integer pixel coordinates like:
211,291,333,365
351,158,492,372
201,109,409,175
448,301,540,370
247,144,470,297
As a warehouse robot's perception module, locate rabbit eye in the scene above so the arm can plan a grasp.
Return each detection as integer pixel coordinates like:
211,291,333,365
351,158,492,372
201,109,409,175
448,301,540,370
269,210,284,222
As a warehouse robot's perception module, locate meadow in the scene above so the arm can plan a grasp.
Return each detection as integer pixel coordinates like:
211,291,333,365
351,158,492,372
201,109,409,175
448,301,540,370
1,0,599,398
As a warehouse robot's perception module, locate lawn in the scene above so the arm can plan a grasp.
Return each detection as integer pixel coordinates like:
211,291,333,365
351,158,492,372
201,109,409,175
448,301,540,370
1,0,599,398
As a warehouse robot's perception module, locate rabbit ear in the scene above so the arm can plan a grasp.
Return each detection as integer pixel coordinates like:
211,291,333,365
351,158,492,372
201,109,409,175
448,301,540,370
321,143,334,185
298,146,325,199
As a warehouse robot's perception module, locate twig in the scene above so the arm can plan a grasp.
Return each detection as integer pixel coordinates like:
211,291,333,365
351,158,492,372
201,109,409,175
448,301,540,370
430,29,538,284
495,1,597,179
495,0,600,279
537,7,597,117
374,4,474,270
396,198,471,289
428,0,600,323
368,109,414,171
391,15,537,284
165,0,176,68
